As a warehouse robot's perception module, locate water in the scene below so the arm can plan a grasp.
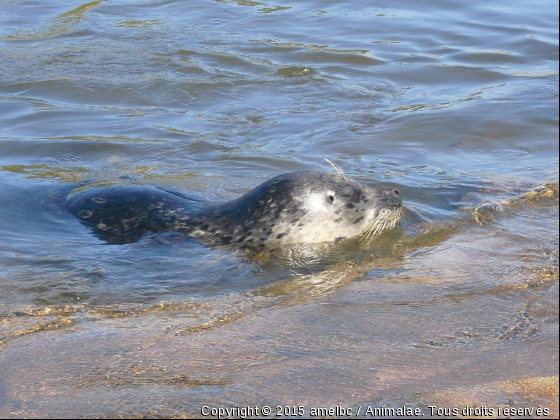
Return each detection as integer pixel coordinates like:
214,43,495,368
0,0,558,417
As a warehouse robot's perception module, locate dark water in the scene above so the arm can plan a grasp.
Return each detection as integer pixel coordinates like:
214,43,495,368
0,0,558,417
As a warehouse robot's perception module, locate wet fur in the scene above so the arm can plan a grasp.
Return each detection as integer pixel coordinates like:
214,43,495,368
67,171,402,246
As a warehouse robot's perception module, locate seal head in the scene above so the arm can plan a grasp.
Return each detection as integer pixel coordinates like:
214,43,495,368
219,171,402,245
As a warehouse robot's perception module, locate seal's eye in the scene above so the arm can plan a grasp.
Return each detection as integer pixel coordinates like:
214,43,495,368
352,192,361,203
328,195,335,203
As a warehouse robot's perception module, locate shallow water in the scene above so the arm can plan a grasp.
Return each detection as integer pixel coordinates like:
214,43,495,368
0,0,558,417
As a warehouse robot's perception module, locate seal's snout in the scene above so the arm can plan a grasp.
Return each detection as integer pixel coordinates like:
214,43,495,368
383,188,403,210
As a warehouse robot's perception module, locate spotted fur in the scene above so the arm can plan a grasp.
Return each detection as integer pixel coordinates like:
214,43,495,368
67,171,403,246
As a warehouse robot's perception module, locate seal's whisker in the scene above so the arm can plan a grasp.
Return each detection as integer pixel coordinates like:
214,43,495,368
359,208,403,245
323,158,349,181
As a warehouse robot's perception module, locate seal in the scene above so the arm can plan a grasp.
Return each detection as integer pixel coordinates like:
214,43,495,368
67,171,403,246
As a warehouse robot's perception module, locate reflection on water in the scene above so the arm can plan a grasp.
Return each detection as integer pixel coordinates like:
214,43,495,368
0,0,558,416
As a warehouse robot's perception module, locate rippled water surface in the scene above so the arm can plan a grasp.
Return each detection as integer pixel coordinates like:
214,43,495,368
0,0,558,417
